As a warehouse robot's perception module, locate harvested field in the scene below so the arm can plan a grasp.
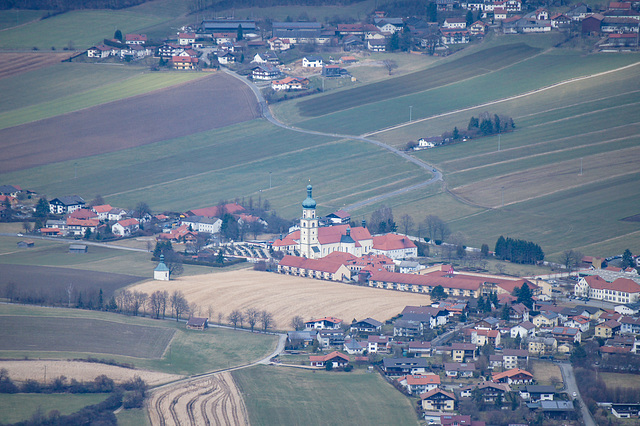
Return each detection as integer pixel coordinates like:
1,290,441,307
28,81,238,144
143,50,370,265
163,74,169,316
0,360,182,386
0,52,74,80
0,72,259,173
450,144,640,208
0,316,175,358
0,264,143,301
148,371,248,426
129,269,431,328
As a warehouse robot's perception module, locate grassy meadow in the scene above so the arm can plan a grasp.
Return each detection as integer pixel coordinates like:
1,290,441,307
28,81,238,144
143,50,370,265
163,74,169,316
0,304,277,376
233,366,419,426
0,393,109,424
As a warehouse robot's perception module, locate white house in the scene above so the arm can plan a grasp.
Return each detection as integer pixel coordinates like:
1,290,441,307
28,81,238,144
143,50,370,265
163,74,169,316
302,55,323,68
575,275,640,304
371,233,417,260
511,321,536,339
49,195,85,214
443,18,467,29
305,316,343,330
112,218,139,236
181,215,222,234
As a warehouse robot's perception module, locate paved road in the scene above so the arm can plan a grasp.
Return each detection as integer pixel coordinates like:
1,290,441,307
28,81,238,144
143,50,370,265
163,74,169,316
222,69,443,210
557,362,596,426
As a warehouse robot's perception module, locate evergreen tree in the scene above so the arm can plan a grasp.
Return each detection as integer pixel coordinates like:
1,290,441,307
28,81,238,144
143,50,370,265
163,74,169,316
98,289,103,310
480,118,494,135
114,29,123,42
622,249,634,269
501,303,510,320
495,236,507,259
494,114,501,133
453,127,459,139
386,32,400,51
427,2,438,22
516,283,533,309
468,116,479,130
481,243,489,257
431,285,446,301
35,197,50,218
477,296,486,313
237,25,244,41
466,10,474,27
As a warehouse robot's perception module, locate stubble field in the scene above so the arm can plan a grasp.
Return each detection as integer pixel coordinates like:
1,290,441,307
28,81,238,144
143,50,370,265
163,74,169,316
0,52,75,79
128,269,431,329
0,360,182,386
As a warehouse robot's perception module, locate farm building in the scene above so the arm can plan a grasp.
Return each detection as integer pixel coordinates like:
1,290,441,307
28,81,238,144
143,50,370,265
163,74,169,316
17,240,34,248
69,244,88,254
309,351,349,368
186,317,208,330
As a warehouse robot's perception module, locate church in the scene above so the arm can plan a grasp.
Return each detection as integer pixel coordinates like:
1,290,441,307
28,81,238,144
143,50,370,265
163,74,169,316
272,185,373,259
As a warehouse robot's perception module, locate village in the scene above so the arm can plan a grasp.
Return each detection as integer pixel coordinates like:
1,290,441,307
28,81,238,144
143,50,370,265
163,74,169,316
80,0,639,92
3,181,640,424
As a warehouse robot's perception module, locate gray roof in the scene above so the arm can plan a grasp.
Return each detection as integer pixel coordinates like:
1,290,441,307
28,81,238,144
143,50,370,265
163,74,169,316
0,185,20,194
51,195,85,206
539,400,574,411
273,21,321,29
353,317,383,328
201,20,257,31
524,385,556,394
287,330,316,340
383,357,429,368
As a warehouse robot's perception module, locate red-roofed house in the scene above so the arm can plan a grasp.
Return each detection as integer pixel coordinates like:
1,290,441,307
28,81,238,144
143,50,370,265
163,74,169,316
576,275,640,303
372,233,417,259
171,56,198,70
66,218,100,236
277,254,352,281
112,218,140,236
271,76,309,91
304,316,343,330
309,351,349,368
186,203,245,218
492,368,533,384
178,32,196,45
398,374,440,395
68,209,98,220
421,388,456,411
91,204,113,220
125,34,147,45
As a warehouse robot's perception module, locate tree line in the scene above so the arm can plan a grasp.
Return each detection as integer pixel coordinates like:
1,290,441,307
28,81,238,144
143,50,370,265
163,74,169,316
494,235,544,264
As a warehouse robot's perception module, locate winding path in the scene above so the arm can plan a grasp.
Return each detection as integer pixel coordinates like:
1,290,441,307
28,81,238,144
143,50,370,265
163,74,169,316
222,69,443,211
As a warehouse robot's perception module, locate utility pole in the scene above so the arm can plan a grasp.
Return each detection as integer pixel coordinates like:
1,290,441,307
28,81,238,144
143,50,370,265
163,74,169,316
501,186,504,207
74,163,77,179
498,133,501,151
579,158,583,175
409,105,413,122
269,171,272,189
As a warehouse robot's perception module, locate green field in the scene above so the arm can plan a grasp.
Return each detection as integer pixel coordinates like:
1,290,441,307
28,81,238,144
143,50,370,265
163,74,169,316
233,366,419,426
0,10,48,30
0,304,278,376
0,10,166,50
0,64,206,130
0,393,109,424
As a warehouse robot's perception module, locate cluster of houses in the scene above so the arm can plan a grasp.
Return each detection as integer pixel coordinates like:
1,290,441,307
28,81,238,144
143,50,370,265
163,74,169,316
42,195,143,237
286,303,580,423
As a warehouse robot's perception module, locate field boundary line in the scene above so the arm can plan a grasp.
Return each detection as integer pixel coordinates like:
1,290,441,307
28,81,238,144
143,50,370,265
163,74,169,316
526,101,640,128
514,89,640,121
440,122,639,167
451,168,640,209
446,127,640,175
364,61,640,137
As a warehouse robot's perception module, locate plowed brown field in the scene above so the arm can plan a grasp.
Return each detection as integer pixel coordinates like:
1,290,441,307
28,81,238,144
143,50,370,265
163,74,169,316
129,269,431,328
0,72,259,173
0,52,74,80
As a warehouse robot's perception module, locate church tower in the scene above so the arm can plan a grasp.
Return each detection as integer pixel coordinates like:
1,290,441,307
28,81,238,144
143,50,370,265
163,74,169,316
300,184,319,258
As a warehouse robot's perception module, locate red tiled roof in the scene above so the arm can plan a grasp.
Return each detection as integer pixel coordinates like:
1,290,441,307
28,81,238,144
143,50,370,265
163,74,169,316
68,209,98,220
279,254,347,274
187,204,245,218
584,276,640,293
92,204,112,213
309,351,349,362
117,218,139,227
125,34,146,41
421,388,455,400
492,368,533,381
402,374,441,386
373,233,417,251
369,269,483,291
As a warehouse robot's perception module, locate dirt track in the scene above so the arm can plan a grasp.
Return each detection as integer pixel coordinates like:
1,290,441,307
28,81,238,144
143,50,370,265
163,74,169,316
0,72,259,173
129,269,431,329
148,372,248,426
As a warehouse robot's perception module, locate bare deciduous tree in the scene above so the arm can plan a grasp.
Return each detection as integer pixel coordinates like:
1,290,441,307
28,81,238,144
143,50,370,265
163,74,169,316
260,310,275,332
291,315,305,331
245,307,259,332
560,249,583,274
228,310,243,329
399,214,414,236
170,290,188,321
